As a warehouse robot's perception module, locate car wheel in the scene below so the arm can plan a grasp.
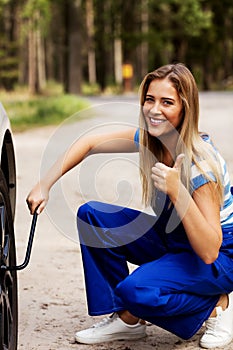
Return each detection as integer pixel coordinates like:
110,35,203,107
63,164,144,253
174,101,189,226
0,169,17,350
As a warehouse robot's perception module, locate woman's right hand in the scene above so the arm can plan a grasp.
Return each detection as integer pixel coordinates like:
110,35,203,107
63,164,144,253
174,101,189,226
26,182,49,215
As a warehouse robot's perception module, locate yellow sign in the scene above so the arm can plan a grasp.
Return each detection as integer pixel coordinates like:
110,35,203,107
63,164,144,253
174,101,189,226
122,64,133,79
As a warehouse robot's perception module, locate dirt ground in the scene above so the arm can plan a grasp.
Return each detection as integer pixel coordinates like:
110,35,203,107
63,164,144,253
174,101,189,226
14,93,233,350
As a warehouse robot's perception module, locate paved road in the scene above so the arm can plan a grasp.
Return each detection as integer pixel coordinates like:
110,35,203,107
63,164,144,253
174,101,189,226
14,92,233,349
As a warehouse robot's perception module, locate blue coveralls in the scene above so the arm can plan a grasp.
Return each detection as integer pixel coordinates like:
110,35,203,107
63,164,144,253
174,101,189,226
77,189,233,340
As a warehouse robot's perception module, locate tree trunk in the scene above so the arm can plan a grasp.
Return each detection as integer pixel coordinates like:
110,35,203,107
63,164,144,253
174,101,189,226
18,40,28,85
36,23,46,90
113,6,122,85
223,16,232,81
114,38,123,84
86,0,96,84
63,0,69,93
95,0,106,90
67,0,83,94
140,0,149,77
0,0,19,90
28,20,37,94
28,11,47,95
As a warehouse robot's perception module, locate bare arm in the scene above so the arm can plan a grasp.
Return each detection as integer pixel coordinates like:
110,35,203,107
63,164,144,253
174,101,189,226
27,128,137,214
152,156,222,264
171,182,222,264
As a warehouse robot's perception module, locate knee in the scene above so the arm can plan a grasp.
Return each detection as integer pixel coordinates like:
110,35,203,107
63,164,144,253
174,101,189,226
77,202,98,240
116,272,162,312
77,201,97,222
77,201,113,247
116,275,140,308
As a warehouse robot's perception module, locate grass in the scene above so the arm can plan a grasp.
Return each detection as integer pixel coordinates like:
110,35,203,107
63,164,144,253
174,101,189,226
0,81,137,132
0,87,90,132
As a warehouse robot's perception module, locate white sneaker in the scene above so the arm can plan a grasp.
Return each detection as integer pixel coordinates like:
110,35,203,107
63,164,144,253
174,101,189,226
200,293,233,348
75,313,147,344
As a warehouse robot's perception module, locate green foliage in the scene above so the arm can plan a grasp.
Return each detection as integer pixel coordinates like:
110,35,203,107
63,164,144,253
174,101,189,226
0,0,9,12
173,0,212,36
0,0,233,92
21,0,51,35
0,38,19,90
82,83,101,95
149,0,212,36
1,94,90,132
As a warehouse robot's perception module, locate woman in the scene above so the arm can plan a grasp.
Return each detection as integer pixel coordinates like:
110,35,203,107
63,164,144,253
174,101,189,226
27,63,233,348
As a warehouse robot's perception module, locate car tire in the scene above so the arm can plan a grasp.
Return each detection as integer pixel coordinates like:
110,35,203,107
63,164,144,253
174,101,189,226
0,169,17,350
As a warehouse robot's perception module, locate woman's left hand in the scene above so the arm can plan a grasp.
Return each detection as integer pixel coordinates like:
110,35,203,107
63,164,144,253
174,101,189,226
151,154,184,200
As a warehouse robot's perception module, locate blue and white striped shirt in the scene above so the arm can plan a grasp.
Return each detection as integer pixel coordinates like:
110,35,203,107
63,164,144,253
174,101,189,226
191,134,233,230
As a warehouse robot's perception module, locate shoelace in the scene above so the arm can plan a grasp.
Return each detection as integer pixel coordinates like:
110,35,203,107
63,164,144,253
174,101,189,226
92,314,116,329
205,313,222,335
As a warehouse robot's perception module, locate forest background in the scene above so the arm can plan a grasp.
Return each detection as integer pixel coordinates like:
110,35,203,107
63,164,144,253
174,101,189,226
0,0,233,130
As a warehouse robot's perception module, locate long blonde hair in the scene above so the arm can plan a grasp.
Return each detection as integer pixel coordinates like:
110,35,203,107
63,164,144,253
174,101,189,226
139,63,223,207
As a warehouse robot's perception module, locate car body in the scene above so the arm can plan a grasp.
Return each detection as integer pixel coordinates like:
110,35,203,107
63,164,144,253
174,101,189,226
0,102,16,216
0,102,17,350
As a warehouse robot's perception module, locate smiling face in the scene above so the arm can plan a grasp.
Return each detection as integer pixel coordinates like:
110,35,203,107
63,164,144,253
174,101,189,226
142,78,183,141
139,63,201,207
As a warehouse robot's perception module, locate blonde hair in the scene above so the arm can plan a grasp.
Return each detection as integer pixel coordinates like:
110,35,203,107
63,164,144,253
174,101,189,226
139,63,223,207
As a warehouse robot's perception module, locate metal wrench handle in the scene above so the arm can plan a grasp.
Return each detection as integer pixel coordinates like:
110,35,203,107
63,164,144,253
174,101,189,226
9,210,38,271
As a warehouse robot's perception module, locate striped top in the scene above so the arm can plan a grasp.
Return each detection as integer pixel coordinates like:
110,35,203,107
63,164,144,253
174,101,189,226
134,129,233,230
191,134,233,230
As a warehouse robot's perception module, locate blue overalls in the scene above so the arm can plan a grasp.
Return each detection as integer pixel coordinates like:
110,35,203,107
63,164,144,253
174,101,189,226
77,189,233,340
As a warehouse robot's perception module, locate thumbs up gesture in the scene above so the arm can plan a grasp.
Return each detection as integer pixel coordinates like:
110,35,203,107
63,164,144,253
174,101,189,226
173,154,185,171
151,154,185,199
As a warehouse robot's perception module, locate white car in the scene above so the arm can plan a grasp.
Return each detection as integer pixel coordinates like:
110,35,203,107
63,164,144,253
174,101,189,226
0,102,17,349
